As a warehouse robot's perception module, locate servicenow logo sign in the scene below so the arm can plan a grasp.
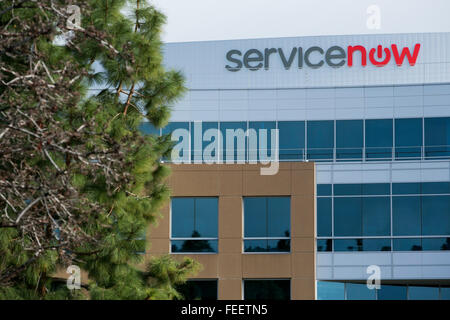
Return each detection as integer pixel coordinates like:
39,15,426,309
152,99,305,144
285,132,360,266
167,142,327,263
225,44,421,71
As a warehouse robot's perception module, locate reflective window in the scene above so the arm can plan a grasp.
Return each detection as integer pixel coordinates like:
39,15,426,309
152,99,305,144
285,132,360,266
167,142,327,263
334,197,362,236
363,183,390,195
393,196,421,236
441,288,450,300
392,183,421,195
365,119,393,160
362,238,391,251
244,197,290,252
422,237,450,251
317,239,332,252
393,238,422,251
425,117,450,159
317,184,332,196
408,286,439,300
244,280,290,300
362,197,390,236
279,121,305,160
377,285,407,300
422,196,450,235
307,121,334,161
177,280,218,300
317,198,332,237
395,118,422,159
249,121,276,161
334,184,362,196
421,182,450,194
171,197,218,253
336,120,363,161
317,281,345,300
346,283,376,300
221,122,247,162
334,239,362,251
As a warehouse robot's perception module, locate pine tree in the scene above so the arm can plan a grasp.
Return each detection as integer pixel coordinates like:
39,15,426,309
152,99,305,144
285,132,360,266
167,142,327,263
0,0,200,299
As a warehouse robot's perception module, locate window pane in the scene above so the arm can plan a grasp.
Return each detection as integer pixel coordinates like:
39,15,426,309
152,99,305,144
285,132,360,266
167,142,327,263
317,184,332,196
408,286,439,300
425,117,450,159
171,240,218,253
307,121,334,161
244,197,267,237
267,197,290,237
317,198,332,237
395,118,422,159
195,198,218,238
422,238,450,251
278,121,305,160
363,183,390,195
177,280,218,300
362,197,390,236
317,239,332,252
249,121,276,161
393,183,421,195
244,280,290,300
334,197,362,236
422,196,450,235
363,238,391,251
346,283,376,300
393,196,421,236
421,182,450,195
441,288,450,300
365,119,393,160
244,239,268,252
334,184,362,196
377,285,407,300
317,281,345,300
393,238,422,251
268,239,290,252
336,120,363,160
221,121,247,162
171,198,195,238
334,239,362,251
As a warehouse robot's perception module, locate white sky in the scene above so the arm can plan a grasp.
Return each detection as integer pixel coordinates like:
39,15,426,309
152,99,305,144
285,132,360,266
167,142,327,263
149,0,450,43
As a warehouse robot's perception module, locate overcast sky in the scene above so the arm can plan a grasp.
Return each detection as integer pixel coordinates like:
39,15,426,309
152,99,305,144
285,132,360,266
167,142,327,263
149,0,450,43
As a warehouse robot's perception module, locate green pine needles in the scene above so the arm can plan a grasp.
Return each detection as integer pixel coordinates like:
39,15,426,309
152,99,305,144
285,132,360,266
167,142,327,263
0,0,200,300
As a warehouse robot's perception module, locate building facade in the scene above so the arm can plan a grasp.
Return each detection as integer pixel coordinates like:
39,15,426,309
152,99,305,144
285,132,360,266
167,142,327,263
143,32,450,300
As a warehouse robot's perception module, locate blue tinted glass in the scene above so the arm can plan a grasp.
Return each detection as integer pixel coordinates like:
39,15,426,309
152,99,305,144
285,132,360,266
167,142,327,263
441,288,450,300
317,198,332,237
171,240,218,253
421,182,450,194
334,184,362,196
334,239,362,251
425,117,450,159
346,283,376,300
336,120,363,160
317,184,332,196
363,183,390,195
171,198,195,237
422,238,450,251
362,238,391,251
244,197,267,237
163,122,190,160
393,238,422,251
392,183,421,195
334,197,362,236
422,196,450,235
249,121,276,161
395,118,422,159
409,286,439,300
195,198,218,238
191,122,218,161
244,239,268,252
365,119,393,160
278,121,305,160
393,196,421,236
307,121,334,161
267,197,290,237
317,239,332,252
139,121,160,136
244,280,290,300
317,281,345,300
220,122,247,162
377,285,407,300
362,197,390,236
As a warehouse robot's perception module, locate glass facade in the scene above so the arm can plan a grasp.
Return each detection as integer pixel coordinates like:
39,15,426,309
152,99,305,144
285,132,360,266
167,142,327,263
317,182,450,252
317,281,449,300
243,197,291,252
244,279,290,300
148,117,450,163
171,197,218,253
